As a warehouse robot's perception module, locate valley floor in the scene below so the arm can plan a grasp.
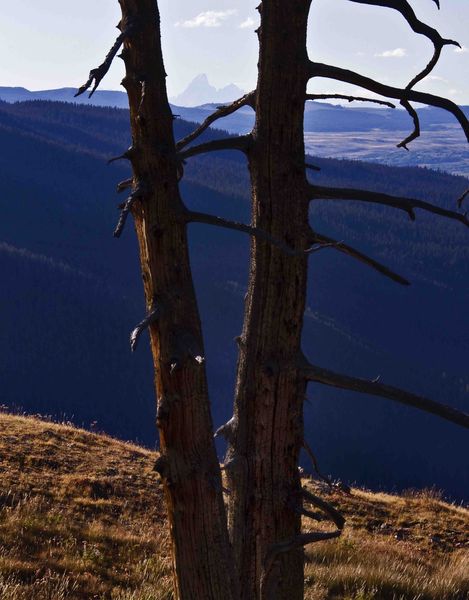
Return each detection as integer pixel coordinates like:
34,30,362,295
0,412,467,599
304,126,469,178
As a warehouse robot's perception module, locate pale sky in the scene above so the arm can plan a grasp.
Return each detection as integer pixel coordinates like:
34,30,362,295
1,0,468,102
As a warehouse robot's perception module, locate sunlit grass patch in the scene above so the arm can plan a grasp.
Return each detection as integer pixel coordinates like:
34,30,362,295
0,411,467,599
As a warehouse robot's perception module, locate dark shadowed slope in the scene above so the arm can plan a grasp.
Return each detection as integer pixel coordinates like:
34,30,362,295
0,100,468,499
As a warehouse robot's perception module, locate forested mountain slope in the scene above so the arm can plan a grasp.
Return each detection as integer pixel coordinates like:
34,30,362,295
2,89,468,174
0,100,467,498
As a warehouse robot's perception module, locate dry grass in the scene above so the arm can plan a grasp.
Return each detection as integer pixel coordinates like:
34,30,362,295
0,412,172,599
0,411,467,599
303,484,468,600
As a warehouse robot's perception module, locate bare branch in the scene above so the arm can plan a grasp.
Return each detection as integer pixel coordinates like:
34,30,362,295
188,211,338,258
108,146,135,165
311,232,410,286
302,487,346,530
457,189,469,209
303,440,333,487
304,363,469,429
75,19,139,98
261,470,345,596
267,531,341,557
114,198,134,238
261,455,345,597
406,43,443,91
261,530,341,599
214,417,236,441
178,135,252,160
306,241,341,254
309,184,469,226
309,62,469,143
295,505,323,522
130,305,160,352
348,1,456,48
117,178,133,193
306,94,395,108
176,92,256,151
348,0,459,90
114,181,146,238
186,211,301,256
397,99,421,150
348,1,460,149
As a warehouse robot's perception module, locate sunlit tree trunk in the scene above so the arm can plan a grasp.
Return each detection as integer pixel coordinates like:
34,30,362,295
226,2,313,599
78,1,469,598
116,1,236,598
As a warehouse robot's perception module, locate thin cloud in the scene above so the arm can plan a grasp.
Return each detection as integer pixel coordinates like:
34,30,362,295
375,48,407,58
175,10,237,29
239,17,256,29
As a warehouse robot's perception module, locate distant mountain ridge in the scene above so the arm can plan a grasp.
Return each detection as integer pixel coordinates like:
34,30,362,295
0,86,130,108
1,83,468,134
0,75,246,110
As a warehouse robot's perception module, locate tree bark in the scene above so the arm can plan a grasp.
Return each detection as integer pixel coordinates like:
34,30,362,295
117,1,236,598
226,2,312,599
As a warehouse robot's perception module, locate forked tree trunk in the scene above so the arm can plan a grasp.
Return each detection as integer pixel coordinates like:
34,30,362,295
81,1,469,598
117,1,236,598
226,2,313,599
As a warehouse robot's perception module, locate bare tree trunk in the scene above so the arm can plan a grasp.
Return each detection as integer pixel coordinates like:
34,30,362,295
226,2,312,599
75,1,469,598
116,1,236,598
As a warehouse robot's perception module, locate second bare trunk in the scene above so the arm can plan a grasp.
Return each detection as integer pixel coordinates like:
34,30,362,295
226,2,313,599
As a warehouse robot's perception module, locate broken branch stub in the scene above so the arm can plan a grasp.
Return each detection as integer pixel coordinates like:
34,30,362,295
75,19,140,98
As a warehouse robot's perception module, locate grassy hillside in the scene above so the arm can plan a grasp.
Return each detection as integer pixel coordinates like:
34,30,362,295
0,412,467,600
0,412,171,599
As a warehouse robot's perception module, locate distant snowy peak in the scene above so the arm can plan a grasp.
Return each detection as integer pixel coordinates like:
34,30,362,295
171,74,244,107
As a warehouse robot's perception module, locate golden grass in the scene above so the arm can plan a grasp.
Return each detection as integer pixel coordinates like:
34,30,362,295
303,484,468,600
0,412,172,599
0,411,467,599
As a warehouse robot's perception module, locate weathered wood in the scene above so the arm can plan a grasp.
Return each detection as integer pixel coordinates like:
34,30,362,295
76,2,467,599
116,1,236,598
226,2,313,598
304,363,469,428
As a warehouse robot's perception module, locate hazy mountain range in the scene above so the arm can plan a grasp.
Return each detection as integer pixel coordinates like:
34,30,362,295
0,73,245,109
170,73,244,106
1,80,468,176
0,98,468,500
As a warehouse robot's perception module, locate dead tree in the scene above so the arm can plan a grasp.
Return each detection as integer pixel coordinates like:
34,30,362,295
180,2,469,599
77,0,469,599
76,1,238,598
